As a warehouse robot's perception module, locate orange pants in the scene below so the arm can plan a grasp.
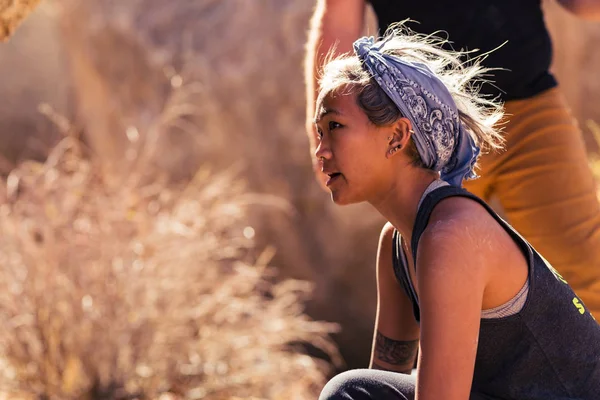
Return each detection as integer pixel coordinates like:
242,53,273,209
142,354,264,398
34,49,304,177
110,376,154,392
464,87,600,317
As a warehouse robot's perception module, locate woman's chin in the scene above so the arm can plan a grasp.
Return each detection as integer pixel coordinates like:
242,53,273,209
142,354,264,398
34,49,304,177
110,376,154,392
331,190,361,206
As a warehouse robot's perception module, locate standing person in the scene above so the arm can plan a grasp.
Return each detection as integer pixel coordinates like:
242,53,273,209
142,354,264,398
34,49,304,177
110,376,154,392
313,29,600,400
305,0,600,317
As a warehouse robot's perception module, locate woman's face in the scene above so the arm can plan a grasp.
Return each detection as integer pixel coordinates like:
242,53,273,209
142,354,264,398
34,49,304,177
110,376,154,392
314,89,396,205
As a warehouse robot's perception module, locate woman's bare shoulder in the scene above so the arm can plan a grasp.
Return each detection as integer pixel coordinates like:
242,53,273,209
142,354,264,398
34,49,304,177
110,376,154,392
420,196,502,263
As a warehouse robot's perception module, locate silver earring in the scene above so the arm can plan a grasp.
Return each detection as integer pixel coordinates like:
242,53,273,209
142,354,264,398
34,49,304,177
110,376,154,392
389,145,402,155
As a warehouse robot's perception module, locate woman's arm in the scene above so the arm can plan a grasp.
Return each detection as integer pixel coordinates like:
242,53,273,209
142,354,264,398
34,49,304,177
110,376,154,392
415,213,490,400
370,222,420,373
556,0,600,20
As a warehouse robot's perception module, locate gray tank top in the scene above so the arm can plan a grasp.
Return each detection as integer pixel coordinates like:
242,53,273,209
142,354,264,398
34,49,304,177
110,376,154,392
393,184,600,399
394,180,529,319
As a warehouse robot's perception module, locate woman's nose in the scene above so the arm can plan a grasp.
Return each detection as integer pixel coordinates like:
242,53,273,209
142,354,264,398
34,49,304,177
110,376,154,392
314,138,332,163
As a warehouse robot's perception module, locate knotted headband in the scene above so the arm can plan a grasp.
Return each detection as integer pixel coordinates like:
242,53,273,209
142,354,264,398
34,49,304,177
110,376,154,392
353,36,480,186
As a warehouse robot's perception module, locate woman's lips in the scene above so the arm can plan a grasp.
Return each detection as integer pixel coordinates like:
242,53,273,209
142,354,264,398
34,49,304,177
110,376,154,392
326,173,342,186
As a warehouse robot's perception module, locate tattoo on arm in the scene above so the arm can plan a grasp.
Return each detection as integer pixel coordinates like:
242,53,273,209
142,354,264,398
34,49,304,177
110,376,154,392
374,331,418,367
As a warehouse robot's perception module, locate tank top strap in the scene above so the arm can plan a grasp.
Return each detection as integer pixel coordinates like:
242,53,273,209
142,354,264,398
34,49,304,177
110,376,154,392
392,229,421,322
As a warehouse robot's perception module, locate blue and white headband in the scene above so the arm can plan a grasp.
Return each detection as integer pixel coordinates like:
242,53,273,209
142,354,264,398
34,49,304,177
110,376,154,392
353,36,480,187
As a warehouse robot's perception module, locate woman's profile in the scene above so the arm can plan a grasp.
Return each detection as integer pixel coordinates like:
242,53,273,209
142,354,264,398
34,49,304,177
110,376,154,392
314,25,600,400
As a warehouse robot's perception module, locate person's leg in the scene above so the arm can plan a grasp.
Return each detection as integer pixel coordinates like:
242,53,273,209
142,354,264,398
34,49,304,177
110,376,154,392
464,87,600,317
319,369,416,400
318,369,506,399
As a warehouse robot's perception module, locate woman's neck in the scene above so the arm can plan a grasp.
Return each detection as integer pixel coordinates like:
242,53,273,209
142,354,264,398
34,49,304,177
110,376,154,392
370,170,439,241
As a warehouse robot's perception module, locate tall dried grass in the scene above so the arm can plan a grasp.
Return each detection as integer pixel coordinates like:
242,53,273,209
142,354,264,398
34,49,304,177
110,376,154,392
56,0,385,369
0,107,341,398
0,0,41,41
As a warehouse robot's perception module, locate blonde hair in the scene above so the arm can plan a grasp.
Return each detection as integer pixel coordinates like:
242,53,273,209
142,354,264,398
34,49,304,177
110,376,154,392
318,21,505,168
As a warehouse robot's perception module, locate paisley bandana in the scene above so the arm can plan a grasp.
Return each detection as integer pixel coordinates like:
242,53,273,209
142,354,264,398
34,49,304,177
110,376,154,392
354,36,480,186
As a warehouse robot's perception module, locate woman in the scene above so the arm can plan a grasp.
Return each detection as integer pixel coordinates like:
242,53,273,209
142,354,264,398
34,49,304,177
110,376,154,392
314,28,600,400
306,0,600,326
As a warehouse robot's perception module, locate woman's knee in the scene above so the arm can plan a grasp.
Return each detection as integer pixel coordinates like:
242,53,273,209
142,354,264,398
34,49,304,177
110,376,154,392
319,369,414,400
319,370,368,400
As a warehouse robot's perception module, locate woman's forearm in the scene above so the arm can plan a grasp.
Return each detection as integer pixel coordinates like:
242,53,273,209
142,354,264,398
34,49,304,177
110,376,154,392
370,330,418,373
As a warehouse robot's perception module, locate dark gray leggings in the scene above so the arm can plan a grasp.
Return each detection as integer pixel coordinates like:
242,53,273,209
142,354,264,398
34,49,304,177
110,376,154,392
319,369,500,400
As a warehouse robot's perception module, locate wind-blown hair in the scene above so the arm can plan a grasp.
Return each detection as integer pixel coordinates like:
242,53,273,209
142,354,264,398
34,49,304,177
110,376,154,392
317,21,505,168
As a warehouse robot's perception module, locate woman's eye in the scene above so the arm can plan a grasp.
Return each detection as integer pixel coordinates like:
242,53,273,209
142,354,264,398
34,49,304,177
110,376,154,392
316,127,323,139
329,121,342,131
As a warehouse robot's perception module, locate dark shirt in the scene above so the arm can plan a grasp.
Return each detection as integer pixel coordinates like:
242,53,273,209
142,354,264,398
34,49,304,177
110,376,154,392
368,0,557,101
392,186,600,399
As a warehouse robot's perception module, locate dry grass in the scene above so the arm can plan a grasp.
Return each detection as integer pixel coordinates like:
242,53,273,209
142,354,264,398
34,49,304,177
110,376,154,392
0,0,41,41
55,0,384,368
0,111,341,399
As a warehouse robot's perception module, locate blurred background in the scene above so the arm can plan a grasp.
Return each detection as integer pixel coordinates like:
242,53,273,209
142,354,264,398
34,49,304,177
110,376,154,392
0,0,599,398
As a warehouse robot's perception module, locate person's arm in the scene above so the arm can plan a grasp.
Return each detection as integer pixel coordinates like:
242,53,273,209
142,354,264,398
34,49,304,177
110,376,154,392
305,0,366,184
414,214,490,400
556,0,600,20
370,222,420,373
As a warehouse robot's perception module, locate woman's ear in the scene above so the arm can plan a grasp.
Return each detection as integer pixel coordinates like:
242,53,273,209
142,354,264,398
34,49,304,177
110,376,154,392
386,117,413,159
